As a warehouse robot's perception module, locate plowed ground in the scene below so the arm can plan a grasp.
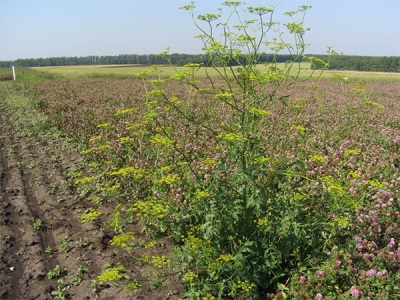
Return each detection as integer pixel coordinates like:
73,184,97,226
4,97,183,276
0,84,181,299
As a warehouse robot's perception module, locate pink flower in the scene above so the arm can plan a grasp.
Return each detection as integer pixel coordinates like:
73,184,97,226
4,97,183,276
371,241,378,249
350,286,361,297
387,238,395,249
377,270,387,276
365,269,377,277
315,293,323,299
356,243,364,249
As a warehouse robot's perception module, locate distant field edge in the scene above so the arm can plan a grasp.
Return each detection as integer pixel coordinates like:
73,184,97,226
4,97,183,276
30,64,400,81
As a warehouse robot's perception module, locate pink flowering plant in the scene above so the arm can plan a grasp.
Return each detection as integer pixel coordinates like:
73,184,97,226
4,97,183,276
24,2,400,299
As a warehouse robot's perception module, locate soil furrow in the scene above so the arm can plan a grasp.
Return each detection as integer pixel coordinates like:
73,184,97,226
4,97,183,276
1,112,55,299
0,123,48,299
0,87,139,299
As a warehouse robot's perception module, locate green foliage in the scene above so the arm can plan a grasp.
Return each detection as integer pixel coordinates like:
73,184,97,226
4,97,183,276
0,67,59,82
327,55,400,72
33,218,43,231
0,68,13,81
58,235,71,253
47,265,67,279
96,263,142,293
51,279,67,300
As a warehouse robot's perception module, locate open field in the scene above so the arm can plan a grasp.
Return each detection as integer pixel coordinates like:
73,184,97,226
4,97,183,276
32,63,400,82
1,67,399,299
33,63,314,79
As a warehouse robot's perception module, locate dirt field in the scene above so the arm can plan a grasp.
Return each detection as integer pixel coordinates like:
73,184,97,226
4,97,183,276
0,85,181,299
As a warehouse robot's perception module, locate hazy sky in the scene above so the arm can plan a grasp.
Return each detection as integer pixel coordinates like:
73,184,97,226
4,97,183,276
1,0,399,61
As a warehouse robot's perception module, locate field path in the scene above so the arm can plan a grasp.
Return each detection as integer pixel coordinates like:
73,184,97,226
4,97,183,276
0,84,144,299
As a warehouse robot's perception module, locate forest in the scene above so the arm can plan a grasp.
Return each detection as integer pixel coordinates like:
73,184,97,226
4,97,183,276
1,53,399,72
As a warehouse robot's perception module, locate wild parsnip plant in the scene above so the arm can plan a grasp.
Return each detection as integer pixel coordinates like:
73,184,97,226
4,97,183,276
130,1,334,298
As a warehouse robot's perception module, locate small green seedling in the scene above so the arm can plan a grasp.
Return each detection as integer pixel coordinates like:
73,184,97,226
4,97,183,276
47,265,66,279
33,219,43,231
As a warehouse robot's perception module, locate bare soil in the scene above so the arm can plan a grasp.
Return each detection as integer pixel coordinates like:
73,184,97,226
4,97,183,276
0,84,182,299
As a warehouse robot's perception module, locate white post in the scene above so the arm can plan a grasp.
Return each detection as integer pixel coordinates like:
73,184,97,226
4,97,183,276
12,66,16,80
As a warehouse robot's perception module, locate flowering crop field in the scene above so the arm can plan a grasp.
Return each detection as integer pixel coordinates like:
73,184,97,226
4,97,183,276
34,64,400,82
20,73,400,299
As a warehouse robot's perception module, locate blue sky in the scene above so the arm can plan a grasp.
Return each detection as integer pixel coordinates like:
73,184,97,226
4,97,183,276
0,0,399,61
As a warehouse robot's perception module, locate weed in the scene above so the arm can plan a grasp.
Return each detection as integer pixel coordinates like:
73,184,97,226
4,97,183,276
32,219,43,231
77,264,89,275
69,264,90,287
48,182,58,194
76,238,92,250
26,161,39,169
51,279,67,300
45,245,53,254
57,235,71,253
47,265,66,280
50,155,59,163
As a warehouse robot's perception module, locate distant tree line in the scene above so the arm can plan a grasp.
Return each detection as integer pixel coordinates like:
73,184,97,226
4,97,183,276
0,53,398,72
0,53,299,68
311,55,399,73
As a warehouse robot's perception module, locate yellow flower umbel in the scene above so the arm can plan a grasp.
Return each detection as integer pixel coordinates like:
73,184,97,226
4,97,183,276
348,170,362,178
217,133,247,142
150,255,170,269
131,199,168,219
97,263,125,284
74,176,95,185
80,208,102,223
195,189,210,199
158,174,180,185
321,175,345,196
144,241,157,248
237,280,256,293
253,156,269,165
217,254,235,262
80,145,110,155
254,218,268,228
97,123,110,128
150,134,174,146
108,166,145,180
114,108,135,117
310,154,326,163
200,158,220,167
344,149,361,156
110,232,135,249
249,107,273,116
367,179,385,189
291,125,307,132
333,216,350,228
182,270,198,282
